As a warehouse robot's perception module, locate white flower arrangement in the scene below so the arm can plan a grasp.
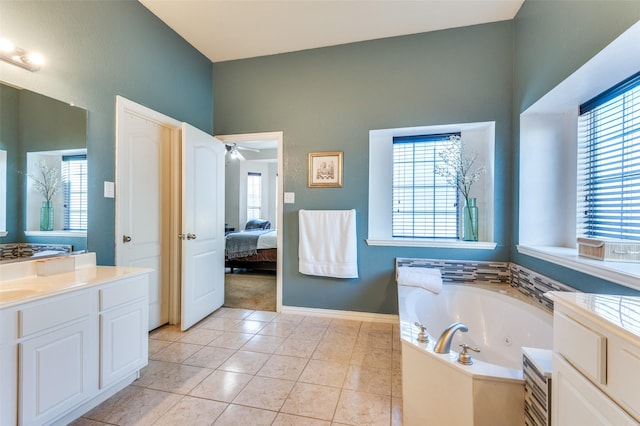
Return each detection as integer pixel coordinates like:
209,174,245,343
28,160,60,203
435,135,486,240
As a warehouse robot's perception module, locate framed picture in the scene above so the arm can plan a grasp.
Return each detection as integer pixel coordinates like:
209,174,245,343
308,151,343,187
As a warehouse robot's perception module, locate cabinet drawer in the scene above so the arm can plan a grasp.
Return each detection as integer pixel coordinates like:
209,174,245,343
554,312,607,384
19,292,93,338
100,275,147,311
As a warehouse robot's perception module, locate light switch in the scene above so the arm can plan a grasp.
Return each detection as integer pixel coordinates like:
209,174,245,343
284,192,295,203
104,181,115,198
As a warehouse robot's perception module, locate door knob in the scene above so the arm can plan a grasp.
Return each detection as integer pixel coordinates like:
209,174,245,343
123,235,132,243
186,233,197,240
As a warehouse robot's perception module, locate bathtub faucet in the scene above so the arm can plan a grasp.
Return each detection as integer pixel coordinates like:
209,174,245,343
433,322,469,354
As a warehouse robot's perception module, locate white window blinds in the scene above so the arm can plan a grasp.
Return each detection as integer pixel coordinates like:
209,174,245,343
62,155,87,231
578,71,640,241
392,134,459,238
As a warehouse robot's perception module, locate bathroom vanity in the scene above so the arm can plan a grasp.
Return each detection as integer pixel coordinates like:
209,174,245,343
0,253,150,425
549,291,640,425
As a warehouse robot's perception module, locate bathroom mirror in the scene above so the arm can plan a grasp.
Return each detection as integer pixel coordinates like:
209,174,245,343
0,82,88,255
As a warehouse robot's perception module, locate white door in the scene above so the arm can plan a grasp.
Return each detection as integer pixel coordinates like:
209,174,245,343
116,97,177,330
180,123,225,330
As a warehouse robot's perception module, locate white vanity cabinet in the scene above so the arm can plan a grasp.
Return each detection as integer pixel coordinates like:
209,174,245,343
549,292,640,426
0,263,149,426
99,275,148,389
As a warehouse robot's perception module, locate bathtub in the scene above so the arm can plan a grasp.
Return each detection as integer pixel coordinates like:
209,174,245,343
398,284,553,426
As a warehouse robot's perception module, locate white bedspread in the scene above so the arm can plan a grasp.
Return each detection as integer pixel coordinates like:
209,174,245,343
256,230,277,250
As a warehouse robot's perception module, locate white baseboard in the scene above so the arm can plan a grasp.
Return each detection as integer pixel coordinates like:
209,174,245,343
280,305,399,324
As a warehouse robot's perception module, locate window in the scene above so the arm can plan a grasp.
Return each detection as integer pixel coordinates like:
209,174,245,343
368,121,495,248
578,71,640,241
392,134,459,238
62,155,88,231
247,172,262,221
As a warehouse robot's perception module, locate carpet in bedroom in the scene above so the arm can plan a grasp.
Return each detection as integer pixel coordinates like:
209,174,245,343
224,271,276,312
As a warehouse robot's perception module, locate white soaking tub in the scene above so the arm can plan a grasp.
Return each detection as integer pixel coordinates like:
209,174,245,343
398,284,553,426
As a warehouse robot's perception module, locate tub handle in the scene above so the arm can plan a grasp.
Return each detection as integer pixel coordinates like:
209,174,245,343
457,344,480,365
414,322,428,343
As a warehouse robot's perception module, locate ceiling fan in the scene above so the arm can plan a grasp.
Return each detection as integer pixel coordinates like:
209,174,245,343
224,143,260,160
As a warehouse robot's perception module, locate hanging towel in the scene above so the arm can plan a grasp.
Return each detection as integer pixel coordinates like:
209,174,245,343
299,209,358,278
396,266,442,294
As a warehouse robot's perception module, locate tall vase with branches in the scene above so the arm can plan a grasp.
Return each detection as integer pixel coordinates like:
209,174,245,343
28,160,60,231
435,135,486,241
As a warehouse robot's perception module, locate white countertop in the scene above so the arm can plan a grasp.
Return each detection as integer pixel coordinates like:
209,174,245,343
0,254,151,308
547,291,640,343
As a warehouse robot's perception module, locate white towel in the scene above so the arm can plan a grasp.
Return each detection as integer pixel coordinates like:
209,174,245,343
299,209,358,278
396,266,442,294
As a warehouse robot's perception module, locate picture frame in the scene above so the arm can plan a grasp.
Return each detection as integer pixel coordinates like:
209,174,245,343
308,151,343,188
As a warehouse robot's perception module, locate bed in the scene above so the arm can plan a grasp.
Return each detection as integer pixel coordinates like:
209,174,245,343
225,226,277,272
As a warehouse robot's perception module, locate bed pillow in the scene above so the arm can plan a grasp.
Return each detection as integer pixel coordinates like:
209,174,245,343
245,219,271,230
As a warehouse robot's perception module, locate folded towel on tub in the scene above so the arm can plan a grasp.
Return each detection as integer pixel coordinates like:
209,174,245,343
396,266,442,294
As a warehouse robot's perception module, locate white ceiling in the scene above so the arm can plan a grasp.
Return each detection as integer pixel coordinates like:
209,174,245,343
139,0,525,63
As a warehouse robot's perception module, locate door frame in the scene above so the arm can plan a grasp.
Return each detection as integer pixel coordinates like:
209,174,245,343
216,131,284,312
115,96,183,325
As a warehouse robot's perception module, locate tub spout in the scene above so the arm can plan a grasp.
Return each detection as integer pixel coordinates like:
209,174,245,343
433,322,469,354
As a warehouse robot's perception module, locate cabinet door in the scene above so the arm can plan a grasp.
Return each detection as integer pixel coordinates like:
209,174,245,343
552,354,637,426
100,299,148,389
20,319,96,425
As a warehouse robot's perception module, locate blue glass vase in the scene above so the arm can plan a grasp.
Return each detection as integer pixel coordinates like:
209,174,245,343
40,201,54,231
462,198,478,241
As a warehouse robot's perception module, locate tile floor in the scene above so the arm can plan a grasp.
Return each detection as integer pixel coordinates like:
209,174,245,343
71,307,403,425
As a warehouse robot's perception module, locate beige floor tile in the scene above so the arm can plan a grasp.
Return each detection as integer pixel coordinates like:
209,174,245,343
312,342,354,364
148,338,171,356
228,319,269,334
149,325,184,341
246,310,279,322
288,325,328,341
343,365,392,396
272,413,331,426
232,376,295,411
333,390,391,426
298,359,348,388
196,316,241,331
300,316,333,327
257,321,297,337
208,332,254,350
178,328,224,345
275,337,318,358
134,360,213,394
69,418,109,426
212,307,254,319
241,334,286,354
257,354,308,381
151,342,204,363
83,386,182,426
183,346,236,369
219,350,270,374
153,395,227,426
280,382,341,421
329,318,362,330
271,313,305,324
350,346,393,369
213,404,277,425
189,369,253,402
392,367,403,397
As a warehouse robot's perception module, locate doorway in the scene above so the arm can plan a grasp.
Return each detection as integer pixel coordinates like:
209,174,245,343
216,132,283,312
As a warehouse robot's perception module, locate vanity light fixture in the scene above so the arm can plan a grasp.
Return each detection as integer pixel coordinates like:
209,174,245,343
0,38,44,72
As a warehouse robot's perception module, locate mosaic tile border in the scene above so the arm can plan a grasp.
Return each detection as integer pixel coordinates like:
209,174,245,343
396,258,577,311
0,243,73,260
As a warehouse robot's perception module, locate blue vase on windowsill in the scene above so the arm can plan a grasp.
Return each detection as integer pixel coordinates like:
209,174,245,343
40,201,54,231
462,197,478,241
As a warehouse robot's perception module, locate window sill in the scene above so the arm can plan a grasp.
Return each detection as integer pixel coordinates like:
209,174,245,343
25,231,87,238
0,231,7,237
517,245,640,291
366,238,497,250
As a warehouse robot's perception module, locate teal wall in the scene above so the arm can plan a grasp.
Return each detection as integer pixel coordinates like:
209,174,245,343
0,0,213,265
512,0,640,295
213,22,515,313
